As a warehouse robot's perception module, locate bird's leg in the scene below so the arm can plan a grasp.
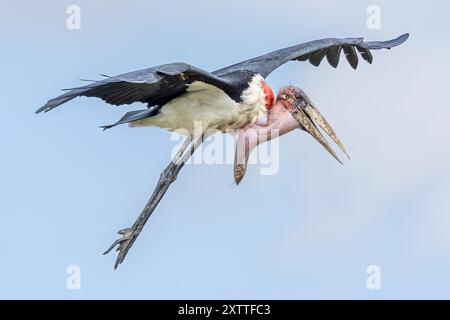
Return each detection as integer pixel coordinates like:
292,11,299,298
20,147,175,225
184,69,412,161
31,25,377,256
172,136,193,162
103,135,204,269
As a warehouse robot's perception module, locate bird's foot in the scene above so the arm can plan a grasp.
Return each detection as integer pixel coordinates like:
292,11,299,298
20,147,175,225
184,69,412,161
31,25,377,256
103,227,137,269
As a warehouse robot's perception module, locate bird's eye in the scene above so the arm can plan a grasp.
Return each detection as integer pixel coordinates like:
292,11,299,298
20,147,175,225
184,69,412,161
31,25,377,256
294,93,302,99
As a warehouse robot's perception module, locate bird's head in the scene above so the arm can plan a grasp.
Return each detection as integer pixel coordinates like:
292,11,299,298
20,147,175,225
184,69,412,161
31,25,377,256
234,85,349,184
277,86,319,116
275,86,349,164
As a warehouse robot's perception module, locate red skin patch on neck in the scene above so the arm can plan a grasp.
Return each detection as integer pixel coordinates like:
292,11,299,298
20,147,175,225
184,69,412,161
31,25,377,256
262,81,274,110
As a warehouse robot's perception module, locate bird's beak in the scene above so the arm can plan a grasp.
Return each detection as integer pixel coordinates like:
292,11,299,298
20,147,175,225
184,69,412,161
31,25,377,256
288,95,350,164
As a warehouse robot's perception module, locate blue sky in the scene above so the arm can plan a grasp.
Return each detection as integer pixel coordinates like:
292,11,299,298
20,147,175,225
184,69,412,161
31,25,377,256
1,0,450,299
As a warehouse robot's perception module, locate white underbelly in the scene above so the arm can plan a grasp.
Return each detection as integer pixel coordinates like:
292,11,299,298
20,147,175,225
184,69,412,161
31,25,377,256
129,81,262,137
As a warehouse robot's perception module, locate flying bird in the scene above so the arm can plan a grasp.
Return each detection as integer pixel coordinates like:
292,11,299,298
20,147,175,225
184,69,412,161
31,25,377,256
37,33,409,268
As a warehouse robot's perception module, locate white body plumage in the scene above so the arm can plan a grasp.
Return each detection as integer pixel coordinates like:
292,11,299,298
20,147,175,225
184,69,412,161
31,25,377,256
129,75,271,137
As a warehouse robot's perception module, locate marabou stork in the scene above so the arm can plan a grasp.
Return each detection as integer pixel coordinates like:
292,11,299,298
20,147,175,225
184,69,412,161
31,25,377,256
37,33,409,268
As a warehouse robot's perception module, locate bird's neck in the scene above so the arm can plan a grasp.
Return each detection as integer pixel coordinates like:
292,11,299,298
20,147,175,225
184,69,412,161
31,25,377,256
234,101,299,184
236,101,299,159
263,101,300,137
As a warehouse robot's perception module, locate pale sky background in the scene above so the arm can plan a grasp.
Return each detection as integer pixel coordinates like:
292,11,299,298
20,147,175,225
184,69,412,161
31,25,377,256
1,0,450,299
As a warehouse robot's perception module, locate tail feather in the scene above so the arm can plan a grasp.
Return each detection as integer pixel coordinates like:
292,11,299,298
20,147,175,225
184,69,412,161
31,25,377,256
100,107,160,130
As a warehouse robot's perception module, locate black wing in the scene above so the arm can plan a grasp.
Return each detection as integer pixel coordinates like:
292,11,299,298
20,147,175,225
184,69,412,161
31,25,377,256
213,34,409,78
36,63,234,113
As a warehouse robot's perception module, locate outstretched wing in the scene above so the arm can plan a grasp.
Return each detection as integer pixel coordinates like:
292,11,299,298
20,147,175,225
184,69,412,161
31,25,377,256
213,34,409,78
36,63,234,113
